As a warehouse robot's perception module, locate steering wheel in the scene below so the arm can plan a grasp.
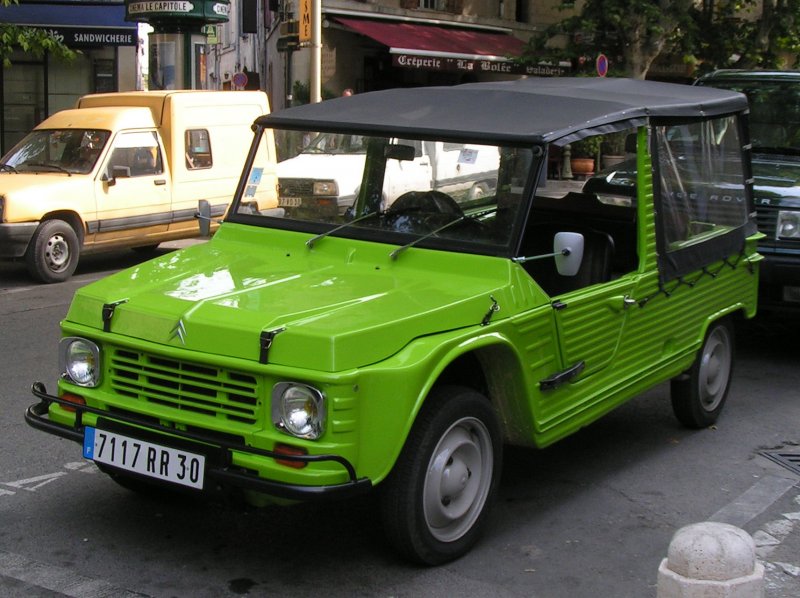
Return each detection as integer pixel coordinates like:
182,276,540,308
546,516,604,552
387,190,463,218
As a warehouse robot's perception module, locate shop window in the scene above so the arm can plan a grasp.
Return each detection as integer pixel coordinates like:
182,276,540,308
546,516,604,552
185,129,213,169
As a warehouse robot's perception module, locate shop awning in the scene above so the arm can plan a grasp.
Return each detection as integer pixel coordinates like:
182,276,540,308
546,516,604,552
333,17,526,62
1,3,137,46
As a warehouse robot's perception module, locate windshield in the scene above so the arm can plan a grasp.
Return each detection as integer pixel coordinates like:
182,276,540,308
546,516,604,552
698,80,800,154
301,132,367,155
231,128,538,256
1,129,111,174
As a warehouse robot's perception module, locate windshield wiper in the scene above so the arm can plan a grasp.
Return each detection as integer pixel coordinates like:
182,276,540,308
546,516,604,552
306,210,379,249
390,216,467,260
388,208,497,261
24,162,72,175
0,163,18,173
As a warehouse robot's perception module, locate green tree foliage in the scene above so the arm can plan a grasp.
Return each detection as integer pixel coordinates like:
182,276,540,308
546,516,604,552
691,0,800,73
520,0,800,80
0,0,76,67
519,0,694,79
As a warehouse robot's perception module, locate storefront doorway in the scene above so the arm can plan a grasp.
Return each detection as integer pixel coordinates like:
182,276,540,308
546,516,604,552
1,57,45,153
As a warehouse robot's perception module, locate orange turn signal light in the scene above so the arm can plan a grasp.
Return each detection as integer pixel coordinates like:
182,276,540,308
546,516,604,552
59,392,86,413
274,443,308,469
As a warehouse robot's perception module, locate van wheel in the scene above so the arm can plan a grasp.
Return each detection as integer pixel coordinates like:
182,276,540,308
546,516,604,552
25,219,79,283
671,320,734,428
467,182,491,200
380,386,502,565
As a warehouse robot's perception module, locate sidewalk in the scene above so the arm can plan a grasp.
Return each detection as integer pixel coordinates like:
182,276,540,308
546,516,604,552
748,474,800,597
709,457,800,597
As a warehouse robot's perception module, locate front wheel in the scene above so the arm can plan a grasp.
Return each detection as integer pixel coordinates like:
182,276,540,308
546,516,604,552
671,320,734,428
380,386,502,565
25,219,80,283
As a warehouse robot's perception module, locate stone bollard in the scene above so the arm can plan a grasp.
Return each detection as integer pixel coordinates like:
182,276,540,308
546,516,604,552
657,522,765,598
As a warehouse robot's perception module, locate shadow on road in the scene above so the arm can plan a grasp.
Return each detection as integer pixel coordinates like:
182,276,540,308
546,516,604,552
0,243,195,289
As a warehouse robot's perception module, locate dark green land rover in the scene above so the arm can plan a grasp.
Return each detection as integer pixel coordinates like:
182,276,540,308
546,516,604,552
697,70,800,311
26,78,761,565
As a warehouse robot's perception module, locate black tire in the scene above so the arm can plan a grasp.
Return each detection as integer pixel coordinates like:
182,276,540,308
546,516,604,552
380,386,502,565
671,320,735,428
25,219,80,283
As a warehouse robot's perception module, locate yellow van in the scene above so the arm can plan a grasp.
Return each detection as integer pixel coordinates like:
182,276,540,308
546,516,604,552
0,90,277,282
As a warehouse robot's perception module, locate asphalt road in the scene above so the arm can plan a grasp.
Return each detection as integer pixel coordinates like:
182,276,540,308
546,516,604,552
1,243,799,597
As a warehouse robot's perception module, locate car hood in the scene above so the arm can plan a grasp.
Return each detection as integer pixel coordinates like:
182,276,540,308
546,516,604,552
0,172,91,217
752,153,800,206
277,153,365,187
65,224,518,372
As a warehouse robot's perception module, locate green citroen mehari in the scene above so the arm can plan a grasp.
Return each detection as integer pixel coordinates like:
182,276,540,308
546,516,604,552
26,78,761,565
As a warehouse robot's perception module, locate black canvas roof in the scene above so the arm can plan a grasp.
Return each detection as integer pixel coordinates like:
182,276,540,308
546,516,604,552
259,77,748,145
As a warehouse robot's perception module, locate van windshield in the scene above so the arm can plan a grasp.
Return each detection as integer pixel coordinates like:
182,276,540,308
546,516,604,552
301,133,367,155
231,128,538,256
1,129,110,175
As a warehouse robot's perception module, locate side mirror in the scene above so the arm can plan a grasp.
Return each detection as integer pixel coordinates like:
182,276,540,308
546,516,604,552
104,165,131,187
196,199,212,237
554,232,584,276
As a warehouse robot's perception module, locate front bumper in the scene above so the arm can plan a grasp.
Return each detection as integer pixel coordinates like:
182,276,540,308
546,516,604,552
0,222,37,258
25,382,372,501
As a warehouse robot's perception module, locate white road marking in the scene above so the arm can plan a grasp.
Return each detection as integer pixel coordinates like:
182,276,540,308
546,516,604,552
709,473,798,527
1,472,67,492
0,461,97,498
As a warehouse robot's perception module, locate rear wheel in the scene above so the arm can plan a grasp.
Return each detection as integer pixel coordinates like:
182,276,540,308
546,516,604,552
671,320,734,428
25,219,80,283
380,386,501,565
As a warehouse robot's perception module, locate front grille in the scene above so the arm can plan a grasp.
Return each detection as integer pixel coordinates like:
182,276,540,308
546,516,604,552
279,178,313,197
755,208,777,238
109,348,260,425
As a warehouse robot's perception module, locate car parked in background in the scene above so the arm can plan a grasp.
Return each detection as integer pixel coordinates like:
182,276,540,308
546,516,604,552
277,132,499,219
0,90,276,283
696,70,800,311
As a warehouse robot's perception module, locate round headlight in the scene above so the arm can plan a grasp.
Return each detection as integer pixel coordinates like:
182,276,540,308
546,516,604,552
272,383,326,439
777,211,800,239
60,337,100,387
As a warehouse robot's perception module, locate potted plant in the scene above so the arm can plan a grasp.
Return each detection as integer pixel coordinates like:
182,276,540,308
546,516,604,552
601,131,628,168
569,135,602,177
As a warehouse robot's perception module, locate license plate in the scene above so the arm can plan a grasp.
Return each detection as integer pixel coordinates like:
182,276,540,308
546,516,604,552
279,196,303,207
83,427,205,489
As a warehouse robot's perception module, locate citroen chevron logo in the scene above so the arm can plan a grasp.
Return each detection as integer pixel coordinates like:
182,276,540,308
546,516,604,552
170,319,187,345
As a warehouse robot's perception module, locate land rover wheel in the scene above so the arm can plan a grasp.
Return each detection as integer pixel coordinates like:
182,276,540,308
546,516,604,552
671,320,734,429
25,219,80,283
380,386,502,565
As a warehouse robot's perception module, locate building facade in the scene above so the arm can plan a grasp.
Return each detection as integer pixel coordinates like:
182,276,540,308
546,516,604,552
0,1,140,154
204,0,581,111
